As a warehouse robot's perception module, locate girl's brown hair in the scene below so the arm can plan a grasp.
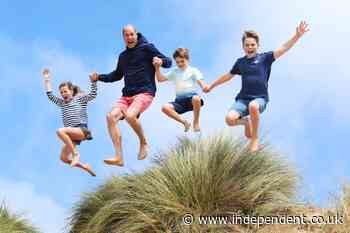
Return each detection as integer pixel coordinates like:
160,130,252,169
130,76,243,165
173,48,189,60
59,81,83,96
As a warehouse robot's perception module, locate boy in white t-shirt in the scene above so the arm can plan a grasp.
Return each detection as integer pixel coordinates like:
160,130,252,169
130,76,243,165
153,48,207,132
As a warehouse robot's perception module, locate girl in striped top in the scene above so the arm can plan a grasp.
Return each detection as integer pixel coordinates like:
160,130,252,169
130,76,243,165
43,68,97,177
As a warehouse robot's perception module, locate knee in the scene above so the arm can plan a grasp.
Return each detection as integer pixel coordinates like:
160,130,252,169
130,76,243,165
225,114,238,126
248,101,260,113
161,104,172,113
192,95,201,103
124,112,137,122
56,128,65,137
60,156,70,164
106,112,114,122
107,111,121,124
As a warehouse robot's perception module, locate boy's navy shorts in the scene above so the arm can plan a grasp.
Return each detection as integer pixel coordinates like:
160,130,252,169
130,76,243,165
169,95,204,114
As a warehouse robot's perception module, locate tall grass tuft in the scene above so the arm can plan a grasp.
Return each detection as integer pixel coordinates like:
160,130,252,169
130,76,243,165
0,203,40,233
69,133,299,233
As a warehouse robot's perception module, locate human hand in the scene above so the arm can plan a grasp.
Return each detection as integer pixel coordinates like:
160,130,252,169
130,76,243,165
203,84,211,93
42,68,50,80
296,21,309,38
152,56,163,68
89,72,99,82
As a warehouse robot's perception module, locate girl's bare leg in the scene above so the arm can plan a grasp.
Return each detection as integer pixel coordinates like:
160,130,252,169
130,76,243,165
192,95,202,132
248,101,260,152
60,145,96,176
57,127,85,166
162,104,191,132
104,108,124,166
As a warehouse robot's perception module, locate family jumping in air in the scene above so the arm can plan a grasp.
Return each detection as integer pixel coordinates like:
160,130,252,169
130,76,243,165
42,21,309,176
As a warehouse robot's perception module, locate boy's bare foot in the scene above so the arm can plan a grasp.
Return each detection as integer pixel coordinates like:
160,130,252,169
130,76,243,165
193,122,201,132
70,151,80,167
82,164,96,177
184,121,191,132
138,142,148,160
248,138,259,152
244,118,252,139
104,157,124,166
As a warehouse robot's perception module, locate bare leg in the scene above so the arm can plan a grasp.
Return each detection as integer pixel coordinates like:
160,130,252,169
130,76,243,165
123,107,148,160
60,145,96,176
237,117,252,139
162,104,191,132
225,110,240,126
226,110,252,139
104,108,124,166
248,101,260,152
56,127,85,166
192,95,202,132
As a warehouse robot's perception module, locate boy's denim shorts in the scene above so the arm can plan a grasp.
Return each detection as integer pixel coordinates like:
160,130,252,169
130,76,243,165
229,98,268,118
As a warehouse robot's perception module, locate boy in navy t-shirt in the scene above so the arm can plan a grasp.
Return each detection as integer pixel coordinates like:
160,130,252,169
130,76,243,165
205,21,309,151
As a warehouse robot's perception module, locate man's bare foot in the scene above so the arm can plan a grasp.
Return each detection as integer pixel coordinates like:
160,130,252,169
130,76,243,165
104,157,124,166
248,138,259,152
82,164,96,177
193,121,201,132
244,118,252,139
70,151,80,167
183,121,191,132
138,142,148,160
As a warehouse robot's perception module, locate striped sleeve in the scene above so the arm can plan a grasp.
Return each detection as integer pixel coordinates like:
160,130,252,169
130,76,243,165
47,92,64,107
78,81,97,103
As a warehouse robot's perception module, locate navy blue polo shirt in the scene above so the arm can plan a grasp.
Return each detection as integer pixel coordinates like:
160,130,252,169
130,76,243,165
230,51,275,101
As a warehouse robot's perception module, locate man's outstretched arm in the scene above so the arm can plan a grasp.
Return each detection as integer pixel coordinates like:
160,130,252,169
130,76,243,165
97,57,124,82
147,43,172,68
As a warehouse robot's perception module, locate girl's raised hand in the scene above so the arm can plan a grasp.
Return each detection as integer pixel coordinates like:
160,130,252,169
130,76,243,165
42,68,50,80
89,72,99,82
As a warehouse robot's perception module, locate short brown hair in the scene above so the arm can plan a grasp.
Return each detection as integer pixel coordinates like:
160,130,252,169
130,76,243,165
242,30,260,45
173,48,189,60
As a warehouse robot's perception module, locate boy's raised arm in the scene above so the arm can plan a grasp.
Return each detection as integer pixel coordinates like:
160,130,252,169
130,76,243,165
205,73,234,93
153,57,168,82
273,21,309,60
197,79,206,91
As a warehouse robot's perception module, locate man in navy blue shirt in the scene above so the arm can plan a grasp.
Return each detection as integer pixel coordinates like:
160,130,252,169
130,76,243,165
90,25,172,166
205,21,309,151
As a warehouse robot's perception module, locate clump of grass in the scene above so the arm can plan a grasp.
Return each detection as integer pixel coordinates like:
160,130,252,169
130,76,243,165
0,203,40,233
320,184,350,233
69,132,299,233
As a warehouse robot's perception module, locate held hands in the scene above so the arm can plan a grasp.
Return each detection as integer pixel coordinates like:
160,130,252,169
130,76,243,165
203,84,212,93
152,57,163,69
89,72,99,82
296,21,309,38
42,68,50,81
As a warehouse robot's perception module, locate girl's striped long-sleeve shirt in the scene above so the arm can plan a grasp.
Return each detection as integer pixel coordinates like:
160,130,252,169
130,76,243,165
47,81,97,127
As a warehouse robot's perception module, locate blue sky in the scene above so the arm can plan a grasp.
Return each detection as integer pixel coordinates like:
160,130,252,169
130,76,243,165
1,0,349,232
